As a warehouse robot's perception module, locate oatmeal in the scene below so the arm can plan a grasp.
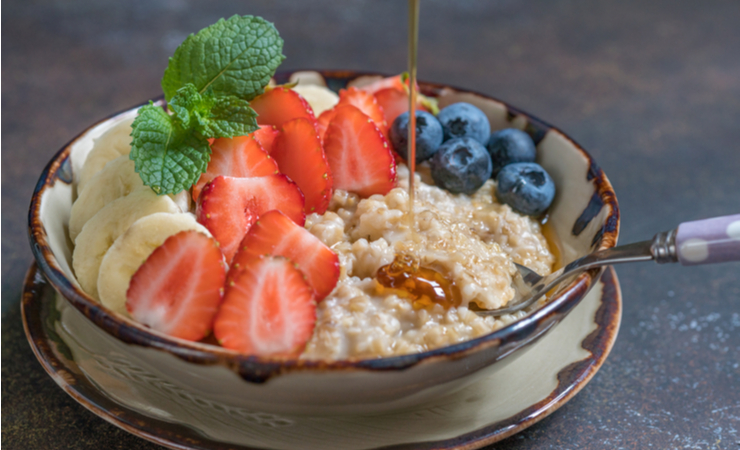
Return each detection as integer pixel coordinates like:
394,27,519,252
302,164,554,360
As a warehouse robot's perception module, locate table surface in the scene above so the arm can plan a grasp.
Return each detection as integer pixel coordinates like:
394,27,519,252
3,1,739,449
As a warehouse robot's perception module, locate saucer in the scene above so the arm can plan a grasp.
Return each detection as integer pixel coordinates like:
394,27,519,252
22,263,620,449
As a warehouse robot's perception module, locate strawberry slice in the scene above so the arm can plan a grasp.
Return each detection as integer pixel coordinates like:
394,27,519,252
323,105,397,197
358,75,405,95
214,255,316,356
252,125,279,154
250,87,318,129
374,87,429,126
126,230,226,341
197,175,305,263
337,87,388,136
232,210,339,300
316,108,336,141
271,118,333,214
192,136,278,202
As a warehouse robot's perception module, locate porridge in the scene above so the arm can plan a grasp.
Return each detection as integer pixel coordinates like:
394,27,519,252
303,165,554,359
68,15,560,358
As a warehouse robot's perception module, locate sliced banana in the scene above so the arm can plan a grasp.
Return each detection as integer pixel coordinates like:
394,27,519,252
97,213,212,316
72,188,181,300
170,190,191,214
77,117,135,193
70,156,193,241
292,84,339,116
70,156,143,241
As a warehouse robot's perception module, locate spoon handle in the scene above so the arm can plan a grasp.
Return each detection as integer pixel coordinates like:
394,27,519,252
674,214,740,265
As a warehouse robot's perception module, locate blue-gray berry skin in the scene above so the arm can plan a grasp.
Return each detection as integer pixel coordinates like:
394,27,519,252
430,137,492,195
487,128,537,178
390,110,444,163
437,102,491,144
496,162,556,216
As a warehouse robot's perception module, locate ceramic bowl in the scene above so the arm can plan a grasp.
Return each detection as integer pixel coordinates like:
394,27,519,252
28,70,619,415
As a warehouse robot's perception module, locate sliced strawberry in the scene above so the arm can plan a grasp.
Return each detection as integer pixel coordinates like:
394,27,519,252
323,105,397,198
231,210,339,300
252,125,279,154
197,175,305,263
192,136,278,202
358,75,405,95
126,230,226,341
337,87,388,136
374,87,430,126
316,108,336,141
250,87,318,129
214,255,316,356
271,118,333,215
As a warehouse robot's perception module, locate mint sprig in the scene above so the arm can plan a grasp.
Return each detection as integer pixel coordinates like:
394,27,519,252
130,15,284,195
169,84,259,139
162,15,285,103
130,103,211,195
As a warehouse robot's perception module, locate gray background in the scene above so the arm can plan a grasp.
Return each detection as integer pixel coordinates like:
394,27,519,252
3,0,739,448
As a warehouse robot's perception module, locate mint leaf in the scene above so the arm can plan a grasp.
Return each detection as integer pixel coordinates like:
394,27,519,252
130,103,211,195
162,15,285,102
168,84,213,130
207,95,259,137
169,84,259,138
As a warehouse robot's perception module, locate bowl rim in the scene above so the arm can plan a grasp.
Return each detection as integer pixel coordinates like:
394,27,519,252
28,69,620,380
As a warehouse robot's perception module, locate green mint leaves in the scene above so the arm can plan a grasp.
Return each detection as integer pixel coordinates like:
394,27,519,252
130,103,211,195
161,15,285,103
130,15,284,195
168,84,259,139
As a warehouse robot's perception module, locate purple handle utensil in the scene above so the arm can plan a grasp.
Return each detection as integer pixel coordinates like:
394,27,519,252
478,213,740,316
675,214,740,265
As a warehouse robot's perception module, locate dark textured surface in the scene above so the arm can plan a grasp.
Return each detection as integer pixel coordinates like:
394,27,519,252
2,0,739,448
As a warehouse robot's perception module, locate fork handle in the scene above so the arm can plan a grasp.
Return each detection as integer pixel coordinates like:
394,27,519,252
675,214,740,265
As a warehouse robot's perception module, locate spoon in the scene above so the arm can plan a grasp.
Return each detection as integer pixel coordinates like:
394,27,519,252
476,214,740,317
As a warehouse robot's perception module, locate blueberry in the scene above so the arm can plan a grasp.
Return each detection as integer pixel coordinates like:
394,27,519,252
430,137,492,195
486,128,537,178
390,110,444,163
437,102,491,144
496,162,555,216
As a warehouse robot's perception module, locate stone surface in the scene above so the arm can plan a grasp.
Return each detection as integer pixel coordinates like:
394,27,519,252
2,0,739,448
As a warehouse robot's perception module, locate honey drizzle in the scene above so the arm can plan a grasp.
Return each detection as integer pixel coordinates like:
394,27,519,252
376,255,461,310
407,0,420,222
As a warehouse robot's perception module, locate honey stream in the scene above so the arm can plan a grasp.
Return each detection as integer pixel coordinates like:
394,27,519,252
375,1,560,312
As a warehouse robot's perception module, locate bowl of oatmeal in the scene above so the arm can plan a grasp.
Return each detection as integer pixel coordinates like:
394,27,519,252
28,70,618,414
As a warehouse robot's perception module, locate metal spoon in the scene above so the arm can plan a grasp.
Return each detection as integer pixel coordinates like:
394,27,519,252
476,214,740,317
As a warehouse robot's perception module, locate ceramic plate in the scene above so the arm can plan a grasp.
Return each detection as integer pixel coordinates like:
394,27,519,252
22,263,621,450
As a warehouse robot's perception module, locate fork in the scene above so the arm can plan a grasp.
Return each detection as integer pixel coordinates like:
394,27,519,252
476,214,740,317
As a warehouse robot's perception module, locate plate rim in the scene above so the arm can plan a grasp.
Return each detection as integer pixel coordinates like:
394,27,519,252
27,69,620,382
21,263,622,450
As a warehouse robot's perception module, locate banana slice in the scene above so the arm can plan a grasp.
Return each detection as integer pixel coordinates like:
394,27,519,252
70,156,193,241
77,117,135,193
72,188,181,300
97,213,212,316
292,84,339,116
69,156,143,241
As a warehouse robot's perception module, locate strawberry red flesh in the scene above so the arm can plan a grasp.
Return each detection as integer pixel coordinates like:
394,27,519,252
197,175,305,263
323,105,397,198
271,118,333,214
192,136,278,202
358,75,405,95
252,125,279,154
214,256,316,356
250,87,318,129
126,230,226,341
337,87,388,137
232,210,339,300
374,87,429,126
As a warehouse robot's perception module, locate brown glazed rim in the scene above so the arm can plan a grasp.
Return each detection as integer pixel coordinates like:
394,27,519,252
21,263,622,449
27,70,620,381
